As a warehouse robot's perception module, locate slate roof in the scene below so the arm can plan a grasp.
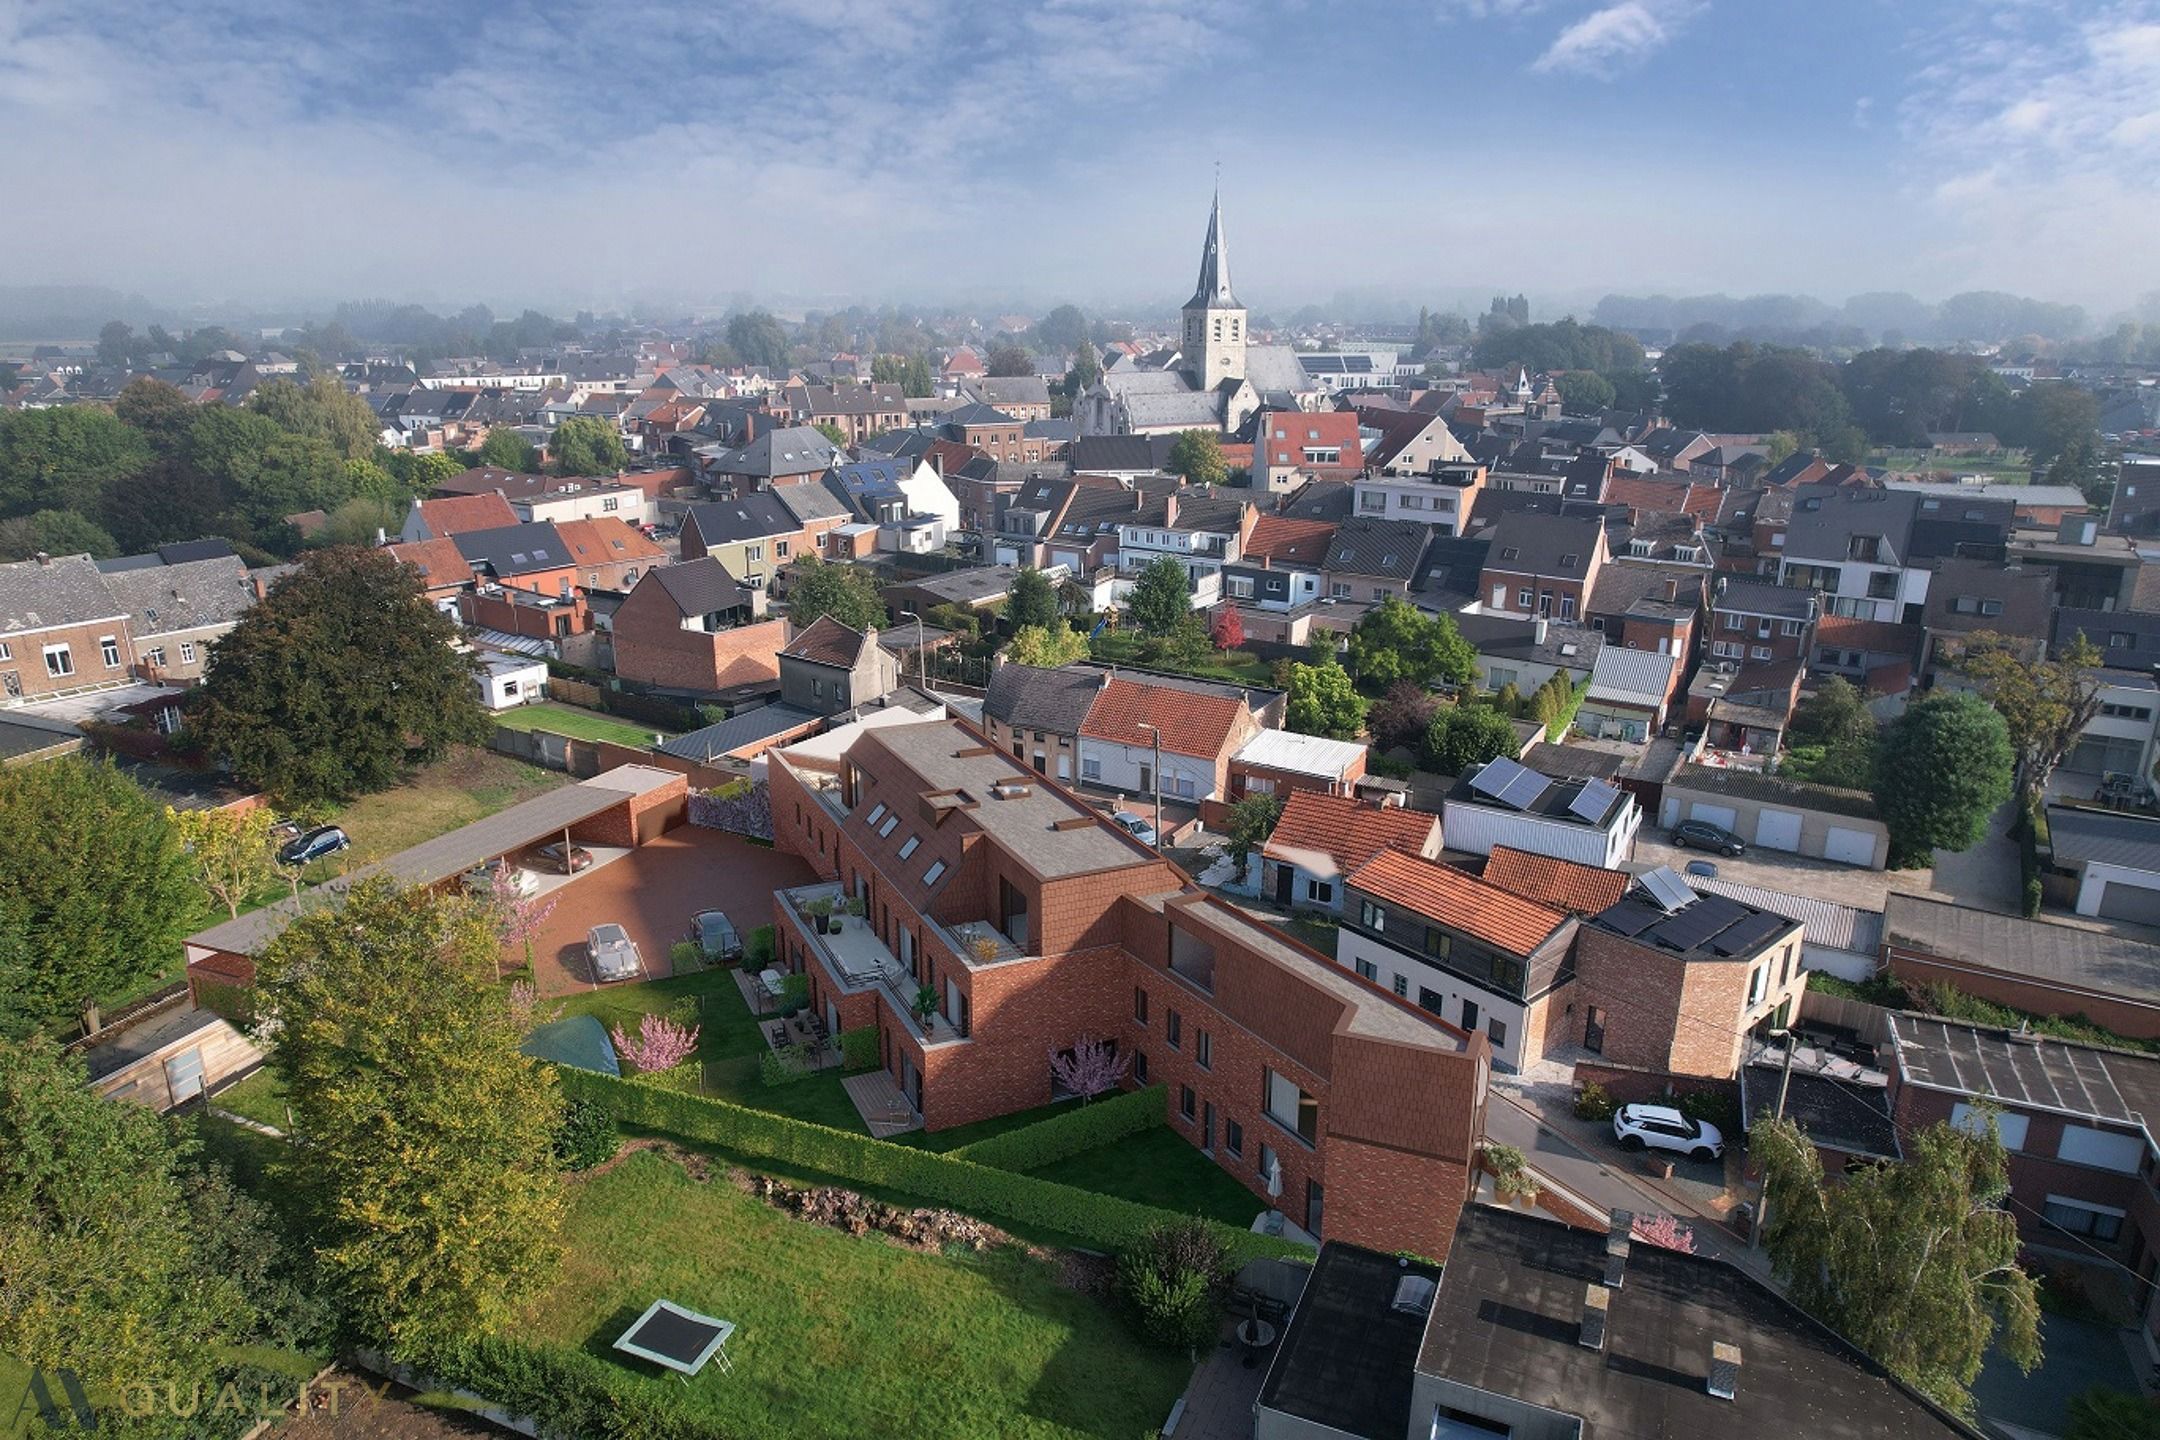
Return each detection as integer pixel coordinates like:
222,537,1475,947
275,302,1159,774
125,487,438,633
687,492,801,547
983,663,1102,735
780,615,872,669
705,426,840,478
1482,845,1631,915
451,522,572,577
1454,612,1603,672
1278,479,1357,523
1714,578,1815,621
1322,517,1429,582
1482,511,1604,579
962,375,1052,409
1782,485,1921,563
1922,559,2053,636
1885,893,2160,1004
1080,676,1248,758
1263,790,1437,881
1069,434,1166,475
0,553,136,634
1346,847,1569,957
944,402,1018,428
99,556,256,637
646,557,751,617
2046,807,2160,876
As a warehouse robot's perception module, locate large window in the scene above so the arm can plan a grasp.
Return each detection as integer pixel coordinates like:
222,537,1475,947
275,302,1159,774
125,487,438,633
1264,1068,1318,1146
41,644,72,677
1169,923,1217,992
2043,1196,2124,1242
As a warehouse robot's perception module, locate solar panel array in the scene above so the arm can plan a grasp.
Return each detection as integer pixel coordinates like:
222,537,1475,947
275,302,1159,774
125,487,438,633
1638,866,1695,914
1568,778,1622,824
1469,756,1552,812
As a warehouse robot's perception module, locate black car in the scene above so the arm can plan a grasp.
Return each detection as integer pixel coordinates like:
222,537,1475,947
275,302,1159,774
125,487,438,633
1671,819,1744,857
278,825,350,866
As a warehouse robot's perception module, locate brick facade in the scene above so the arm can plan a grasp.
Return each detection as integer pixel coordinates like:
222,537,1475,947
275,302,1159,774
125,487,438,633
610,580,788,692
0,617,135,703
1885,946,2160,1040
1567,925,1806,1079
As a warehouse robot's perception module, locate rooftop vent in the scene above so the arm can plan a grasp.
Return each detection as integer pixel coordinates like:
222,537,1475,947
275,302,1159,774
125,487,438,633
1707,1341,1742,1401
990,781,1033,800
1579,1285,1609,1351
1605,1209,1633,1289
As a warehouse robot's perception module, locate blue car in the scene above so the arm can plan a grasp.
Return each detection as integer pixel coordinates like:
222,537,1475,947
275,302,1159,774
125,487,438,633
278,825,349,866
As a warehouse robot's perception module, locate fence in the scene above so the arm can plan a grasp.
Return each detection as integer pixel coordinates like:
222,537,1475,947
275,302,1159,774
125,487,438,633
1796,988,1892,1046
547,675,604,709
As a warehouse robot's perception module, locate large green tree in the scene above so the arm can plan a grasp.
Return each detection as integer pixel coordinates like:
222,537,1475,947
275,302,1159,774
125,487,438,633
1345,596,1476,691
1034,305,1089,353
1127,554,1194,636
0,404,153,518
1753,1112,2039,1419
1962,630,2106,811
1285,660,1368,740
727,309,793,372
1470,317,1644,374
1007,620,1090,668
1875,690,2014,868
0,507,120,560
476,426,539,472
1165,430,1227,487
0,756,194,1030
191,546,490,805
985,345,1034,377
1421,704,1521,774
784,553,888,632
247,374,381,461
871,353,933,397
257,878,565,1348
1554,371,1615,415
1006,566,1058,631
548,415,627,476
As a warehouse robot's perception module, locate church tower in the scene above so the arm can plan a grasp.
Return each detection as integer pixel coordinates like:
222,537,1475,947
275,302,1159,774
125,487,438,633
1181,190,1247,391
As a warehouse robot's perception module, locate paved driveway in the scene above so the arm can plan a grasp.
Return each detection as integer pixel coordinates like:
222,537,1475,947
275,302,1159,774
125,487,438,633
518,826,816,996
1972,1313,2139,1437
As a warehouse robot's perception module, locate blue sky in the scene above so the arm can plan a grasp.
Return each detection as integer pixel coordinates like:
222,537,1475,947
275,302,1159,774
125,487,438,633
2,0,2156,319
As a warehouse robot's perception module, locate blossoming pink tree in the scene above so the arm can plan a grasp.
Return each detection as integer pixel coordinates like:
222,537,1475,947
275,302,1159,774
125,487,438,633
1048,1034,1132,1101
613,1013,700,1074
487,868,558,975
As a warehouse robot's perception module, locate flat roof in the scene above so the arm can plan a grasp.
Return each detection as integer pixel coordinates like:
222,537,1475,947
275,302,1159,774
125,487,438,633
1883,893,2160,1005
1233,728,1366,778
1740,1063,1899,1159
1258,1243,1438,1439
185,765,679,957
2047,805,2160,874
1889,1013,2160,1141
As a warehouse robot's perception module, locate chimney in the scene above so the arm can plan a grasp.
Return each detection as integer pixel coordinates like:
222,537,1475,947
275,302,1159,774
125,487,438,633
1579,1284,1609,1350
1707,1341,1742,1401
1099,668,1114,690
1165,495,1179,526
1605,1209,1633,1288
1533,617,1548,645
1664,577,1679,601
33,552,50,566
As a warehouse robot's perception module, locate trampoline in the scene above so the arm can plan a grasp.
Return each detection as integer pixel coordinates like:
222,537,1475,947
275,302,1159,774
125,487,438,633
613,1299,736,1380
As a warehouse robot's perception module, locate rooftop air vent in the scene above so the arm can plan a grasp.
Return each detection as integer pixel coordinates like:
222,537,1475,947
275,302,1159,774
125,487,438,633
1389,1271,1436,1317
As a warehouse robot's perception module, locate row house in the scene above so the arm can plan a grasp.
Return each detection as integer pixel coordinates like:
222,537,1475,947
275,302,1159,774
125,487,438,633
981,663,1282,797
1221,513,1332,612
1477,510,1607,623
1708,576,1818,666
765,715,1491,1258
681,492,817,588
1115,489,1254,585
941,404,1056,464
1258,788,1438,915
1918,557,2054,681
957,375,1053,421
451,522,582,599
778,617,903,718
777,382,908,443
98,554,264,686
400,491,520,542
1775,486,1930,625
1252,409,1365,493
0,554,141,703
553,516,666,593
1353,403,1479,481
1321,517,1430,603
1350,461,1485,537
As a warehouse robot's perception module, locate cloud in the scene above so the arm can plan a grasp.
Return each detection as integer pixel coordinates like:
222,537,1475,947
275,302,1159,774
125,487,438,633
1531,1,1696,74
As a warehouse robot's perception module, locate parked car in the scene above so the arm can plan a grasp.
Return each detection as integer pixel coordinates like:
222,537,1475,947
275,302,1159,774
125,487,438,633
464,859,539,897
587,923,643,983
691,909,741,960
278,825,349,867
1671,820,1744,857
1683,859,1719,879
1111,811,1157,845
538,841,595,874
1612,1102,1725,1163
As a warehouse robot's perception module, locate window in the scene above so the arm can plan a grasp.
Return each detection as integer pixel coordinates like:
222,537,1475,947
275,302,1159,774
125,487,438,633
776,540,791,558
923,860,947,886
1081,757,1101,780
1166,1009,1182,1049
877,814,899,838
603,496,619,511
1747,964,1767,1006
1781,619,1804,636
145,646,166,667
99,636,120,668
41,644,72,677
1134,986,1149,1024
2043,1197,2124,1242
746,544,764,561
1488,1016,1508,1048
1424,926,1451,959
1134,1050,1148,1084
1304,879,1333,904
1195,1029,1211,1070
1260,1142,1280,1187
0,641,9,660
1488,666,1518,688
1179,1085,1196,1121
1264,1069,1317,1146
2059,1124,2145,1173
1359,899,1385,933
898,835,920,860
1355,957,1378,981
865,802,887,826
1751,646,1773,660
1392,974,1408,998
1517,588,1534,608
1225,1119,1244,1159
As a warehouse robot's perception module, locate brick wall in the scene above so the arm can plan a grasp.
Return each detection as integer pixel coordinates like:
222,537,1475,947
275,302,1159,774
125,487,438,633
1,618,135,702
612,607,787,692
1886,947,2160,1040
1573,1059,1737,1112
566,773,689,848
1568,926,1805,1079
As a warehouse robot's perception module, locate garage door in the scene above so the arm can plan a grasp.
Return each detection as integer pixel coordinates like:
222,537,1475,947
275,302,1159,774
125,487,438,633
2099,878,2160,926
1823,826,1876,867
1755,810,1803,852
1688,803,1739,832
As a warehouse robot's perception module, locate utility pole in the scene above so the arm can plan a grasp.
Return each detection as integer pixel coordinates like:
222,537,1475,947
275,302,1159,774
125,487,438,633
1137,722,1164,853
1751,1028,1798,1251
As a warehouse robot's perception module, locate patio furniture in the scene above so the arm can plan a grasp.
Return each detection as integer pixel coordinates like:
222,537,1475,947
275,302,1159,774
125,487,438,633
1235,1317,1278,1368
759,967,787,1000
613,1299,737,1382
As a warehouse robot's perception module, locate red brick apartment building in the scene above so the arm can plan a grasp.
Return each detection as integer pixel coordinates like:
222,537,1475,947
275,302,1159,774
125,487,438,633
767,716,1490,1258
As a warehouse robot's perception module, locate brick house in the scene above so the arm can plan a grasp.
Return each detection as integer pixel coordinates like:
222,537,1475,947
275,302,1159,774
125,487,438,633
385,536,475,607
1477,511,1607,622
1708,576,1817,666
1882,894,2160,1040
680,492,813,588
778,382,908,444
1252,409,1364,493
1227,729,1367,803
778,616,902,717
99,554,262,686
0,553,137,705
1259,789,1439,915
610,558,788,695
451,522,582,599
554,517,667,593
765,715,1490,1258
958,375,1054,421
942,404,1055,465
1078,674,1262,804
400,491,520,542
1320,517,1430,603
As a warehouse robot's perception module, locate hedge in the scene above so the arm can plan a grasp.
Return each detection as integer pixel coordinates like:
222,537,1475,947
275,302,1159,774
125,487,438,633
555,1069,1302,1264
404,1334,738,1440
952,1084,1166,1172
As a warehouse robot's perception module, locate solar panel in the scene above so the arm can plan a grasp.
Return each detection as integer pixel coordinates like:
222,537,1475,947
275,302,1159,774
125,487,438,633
1497,769,1552,811
1706,911,1788,958
1469,756,1531,802
1638,866,1695,914
1648,904,1729,953
1569,778,1622,824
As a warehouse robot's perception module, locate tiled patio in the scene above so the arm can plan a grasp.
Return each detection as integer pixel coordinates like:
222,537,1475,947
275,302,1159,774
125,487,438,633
841,1069,921,1138
732,968,843,1071
1164,1318,1270,1440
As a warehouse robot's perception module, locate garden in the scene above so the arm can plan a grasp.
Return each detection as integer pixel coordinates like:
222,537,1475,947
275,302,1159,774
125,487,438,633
491,700,675,747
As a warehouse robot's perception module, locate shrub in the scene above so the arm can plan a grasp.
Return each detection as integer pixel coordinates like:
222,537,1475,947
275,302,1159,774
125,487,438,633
1117,1218,1230,1351
1573,1079,1616,1121
759,1044,819,1087
613,1013,700,1073
1677,1088,1739,1133
2067,1386,2160,1440
838,1026,878,1073
955,1086,1165,1171
779,972,810,1016
1480,1141,1538,1203
669,940,703,973
554,1098,618,1171
745,924,776,969
553,1069,1300,1265
2023,875,2043,918
407,1333,737,1440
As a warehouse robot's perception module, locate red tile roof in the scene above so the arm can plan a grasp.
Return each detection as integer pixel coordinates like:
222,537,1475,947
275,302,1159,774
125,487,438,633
413,493,518,536
1244,515,1337,566
1257,410,1365,470
1262,790,1438,878
386,537,471,591
1347,849,1569,958
554,517,666,567
1481,845,1631,916
780,614,870,667
1079,677,1247,758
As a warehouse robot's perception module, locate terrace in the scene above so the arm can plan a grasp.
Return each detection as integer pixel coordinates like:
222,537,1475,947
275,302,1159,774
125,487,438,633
779,881,969,1046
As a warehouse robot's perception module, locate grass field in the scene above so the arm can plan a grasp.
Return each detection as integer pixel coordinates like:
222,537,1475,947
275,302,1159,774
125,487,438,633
492,702,672,747
1869,447,2035,479
524,1150,1191,1440
1031,1125,1264,1226
325,747,569,868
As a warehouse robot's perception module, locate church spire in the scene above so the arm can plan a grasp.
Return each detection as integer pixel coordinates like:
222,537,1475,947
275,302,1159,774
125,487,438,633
1188,188,1238,310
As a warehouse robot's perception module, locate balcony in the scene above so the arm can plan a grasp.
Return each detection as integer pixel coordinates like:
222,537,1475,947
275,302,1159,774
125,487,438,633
781,883,965,1046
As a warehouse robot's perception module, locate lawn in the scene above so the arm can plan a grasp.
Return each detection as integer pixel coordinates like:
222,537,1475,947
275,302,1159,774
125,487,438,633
325,747,570,869
211,1067,290,1130
493,702,671,747
525,1149,1191,1440
1031,1125,1263,1227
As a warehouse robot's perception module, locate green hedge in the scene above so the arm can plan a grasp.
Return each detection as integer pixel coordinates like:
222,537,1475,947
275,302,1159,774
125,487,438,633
407,1334,736,1440
556,1070,1299,1264
837,1026,878,1073
953,1084,1166,1172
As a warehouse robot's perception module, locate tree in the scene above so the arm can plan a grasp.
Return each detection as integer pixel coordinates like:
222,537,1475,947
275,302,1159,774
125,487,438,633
1007,565,1059,630
2046,438,2115,511
986,345,1034,377
1048,1033,1131,1101
1875,691,2014,868
727,309,793,372
97,319,135,366
1063,344,1102,398
1962,631,2104,810
2067,1388,2160,1440
1793,676,1875,748
476,426,538,472
548,414,627,476
613,1012,701,1075
1128,554,1194,636
1209,605,1244,651
1008,620,1090,668
257,878,565,1347
2004,381,2099,461
1603,369,1661,411
0,506,119,560
1554,371,1615,415
0,757,194,1031
0,1039,248,1404
1422,704,1521,774
191,546,490,805
1285,661,1368,740
1471,317,1644,375
168,804,278,920
783,553,888,631
1753,1112,2039,1418
114,374,199,446
1345,596,1477,691
1369,680,1441,752
317,495,401,548
247,374,381,461
1034,305,1090,354
0,403,153,518
871,353,933,397
386,447,462,496
1222,791,1283,866
1166,429,1228,487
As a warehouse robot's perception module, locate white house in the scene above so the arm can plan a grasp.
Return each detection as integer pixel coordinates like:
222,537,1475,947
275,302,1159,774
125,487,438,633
514,481,652,527
1442,756,1642,868
475,651,548,711
1349,466,1481,537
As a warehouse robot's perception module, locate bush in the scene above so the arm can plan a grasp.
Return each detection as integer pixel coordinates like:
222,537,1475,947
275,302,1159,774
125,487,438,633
745,924,776,969
1117,1218,1231,1351
554,1069,1300,1265
669,940,703,973
1677,1088,1739,1133
554,1098,619,1171
779,972,809,1016
2023,875,2044,918
759,1044,819,1087
2067,1386,2160,1440
954,1086,1166,1172
838,1026,878,1073
407,1333,736,1440
1573,1079,1616,1120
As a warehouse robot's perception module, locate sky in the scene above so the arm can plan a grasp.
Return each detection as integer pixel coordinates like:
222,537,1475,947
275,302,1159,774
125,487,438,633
3,0,2158,321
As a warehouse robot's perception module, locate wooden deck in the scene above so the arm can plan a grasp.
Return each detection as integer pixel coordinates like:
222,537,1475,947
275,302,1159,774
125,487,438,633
842,1069,921,1138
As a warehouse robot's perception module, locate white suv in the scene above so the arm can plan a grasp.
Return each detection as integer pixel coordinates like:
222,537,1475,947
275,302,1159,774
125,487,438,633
1611,1103,1725,1162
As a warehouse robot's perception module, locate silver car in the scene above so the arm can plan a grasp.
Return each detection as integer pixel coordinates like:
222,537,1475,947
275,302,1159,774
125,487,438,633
587,923,643,983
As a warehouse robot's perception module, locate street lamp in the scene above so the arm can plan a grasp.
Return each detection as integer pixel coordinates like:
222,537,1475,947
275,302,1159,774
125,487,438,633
898,609,927,690
1135,721,1164,853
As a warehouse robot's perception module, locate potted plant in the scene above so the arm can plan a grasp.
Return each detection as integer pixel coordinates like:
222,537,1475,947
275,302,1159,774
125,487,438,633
806,897,833,934
912,984,939,1026
968,934,999,964
1480,1141,1540,1208
843,896,867,930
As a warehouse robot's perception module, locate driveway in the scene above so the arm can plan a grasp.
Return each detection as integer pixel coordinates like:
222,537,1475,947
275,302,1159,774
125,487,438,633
1972,1313,2139,1438
518,826,816,996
